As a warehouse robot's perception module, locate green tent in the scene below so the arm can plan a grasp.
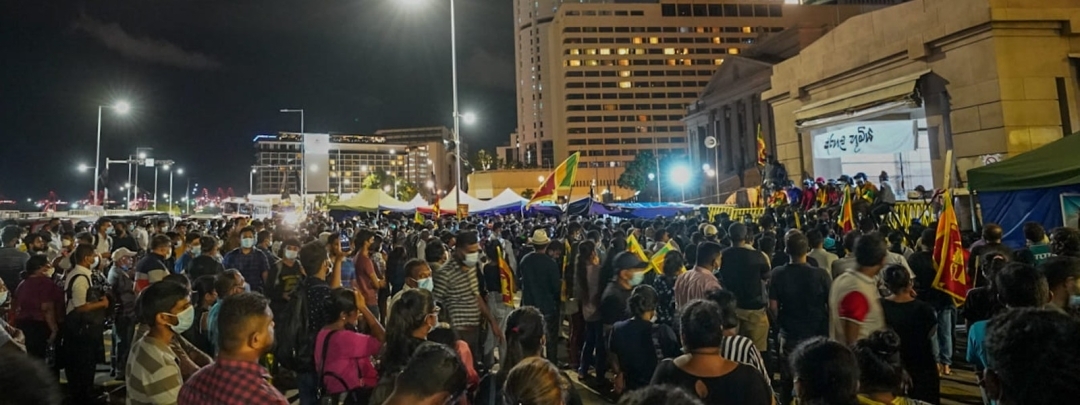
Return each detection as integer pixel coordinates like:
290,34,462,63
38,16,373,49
967,133,1080,192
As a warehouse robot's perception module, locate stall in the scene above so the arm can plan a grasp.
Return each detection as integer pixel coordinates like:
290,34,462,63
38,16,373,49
967,133,1080,248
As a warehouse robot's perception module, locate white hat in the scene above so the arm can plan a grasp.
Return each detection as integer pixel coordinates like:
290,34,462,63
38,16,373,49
113,247,138,258
528,229,551,245
318,232,332,244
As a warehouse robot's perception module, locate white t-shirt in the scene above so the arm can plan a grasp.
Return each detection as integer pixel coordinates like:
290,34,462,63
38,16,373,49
829,270,885,342
64,265,94,314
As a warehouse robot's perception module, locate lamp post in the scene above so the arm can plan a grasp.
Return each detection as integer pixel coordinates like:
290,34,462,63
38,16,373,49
93,101,130,205
280,108,305,206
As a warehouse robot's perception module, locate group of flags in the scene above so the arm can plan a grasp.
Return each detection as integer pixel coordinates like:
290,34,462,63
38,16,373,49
627,233,678,275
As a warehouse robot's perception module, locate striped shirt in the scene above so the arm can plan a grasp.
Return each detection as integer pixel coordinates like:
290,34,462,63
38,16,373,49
433,260,482,329
127,335,182,405
673,266,721,311
720,335,769,383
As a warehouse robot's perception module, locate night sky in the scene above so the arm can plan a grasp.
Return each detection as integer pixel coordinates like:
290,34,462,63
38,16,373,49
0,0,516,205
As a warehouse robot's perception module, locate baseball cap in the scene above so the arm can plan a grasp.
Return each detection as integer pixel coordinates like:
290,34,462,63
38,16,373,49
703,225,719,237
613,251,648,271
113,247,138,259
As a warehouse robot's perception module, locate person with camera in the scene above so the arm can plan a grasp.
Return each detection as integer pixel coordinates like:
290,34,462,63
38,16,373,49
62,243,110,403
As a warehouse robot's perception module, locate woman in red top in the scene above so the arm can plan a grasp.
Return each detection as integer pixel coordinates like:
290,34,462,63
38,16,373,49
14,255,64,360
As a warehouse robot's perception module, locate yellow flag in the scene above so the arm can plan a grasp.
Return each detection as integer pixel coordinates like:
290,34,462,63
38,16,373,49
649,241,677,275
626,234,650,264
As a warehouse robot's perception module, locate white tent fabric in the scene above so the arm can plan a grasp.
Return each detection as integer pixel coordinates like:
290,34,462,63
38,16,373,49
432,187,484,211
473,188,527,213
405,194,428,209
327,189,414,212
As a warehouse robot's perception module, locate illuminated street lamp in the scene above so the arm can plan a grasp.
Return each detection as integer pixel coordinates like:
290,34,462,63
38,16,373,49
647,173,661,202
670,165,691,202
93,101,131,205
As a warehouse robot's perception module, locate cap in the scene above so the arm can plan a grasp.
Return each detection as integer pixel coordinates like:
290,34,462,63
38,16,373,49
703,224,718,237
528,229,551,245
113,247,138,259
613,251,648,270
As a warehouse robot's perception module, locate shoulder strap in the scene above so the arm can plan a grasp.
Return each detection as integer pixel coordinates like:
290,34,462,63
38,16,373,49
66,273,90,300
318,330,342,385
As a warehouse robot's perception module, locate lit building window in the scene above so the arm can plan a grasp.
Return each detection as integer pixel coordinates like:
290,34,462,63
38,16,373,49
663,48,676,55
618,59,630,66
649,37,659,44
633,37,643,44
586,49,597,55
683,59,693,65
570,49,580,55
635,49,646,55
728,48,740,55
714,59,724,65
569,60,581,66
713,37,721,44
619,81,632,89
619,70,631,77
617,48,629,55
667,59,677,66
586,60,599,66
742,26,752,33
599,48,611,55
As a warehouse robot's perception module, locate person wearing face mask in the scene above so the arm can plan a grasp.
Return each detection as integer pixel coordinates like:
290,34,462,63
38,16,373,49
135,235,177,293
597,252,649,392
314,288,386,404
91,219,114,271
1039,256,1080,315
432,230,504,369
519,229,563,364
62,243,111,402
265,238,305,317
222,226,271,294
175,233,204,275
106,247,140,379
353,230,386,320
178,292,289,405
127,281,193,404
47,231,75,264
187,236,226,280
608,285,681,394
13,255,62,360
369,288,439,405
387,259,433,323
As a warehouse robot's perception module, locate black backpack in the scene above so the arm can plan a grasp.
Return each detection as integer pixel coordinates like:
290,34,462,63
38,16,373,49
273,278,313,373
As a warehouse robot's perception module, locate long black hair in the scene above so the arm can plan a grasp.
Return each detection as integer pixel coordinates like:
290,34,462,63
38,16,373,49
377,288,434,377
853,330,907,396
790,337,859,405
501,306,546,373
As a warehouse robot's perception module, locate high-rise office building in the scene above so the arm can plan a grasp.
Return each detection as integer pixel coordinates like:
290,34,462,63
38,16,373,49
252,133,419,196
512,0,873,190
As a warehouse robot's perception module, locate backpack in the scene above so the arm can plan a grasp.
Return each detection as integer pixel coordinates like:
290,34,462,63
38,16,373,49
273,278,313,373
316,330,372,405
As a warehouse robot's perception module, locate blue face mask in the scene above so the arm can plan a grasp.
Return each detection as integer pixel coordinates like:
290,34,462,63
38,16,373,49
189,246,202,257
240,238,256,249
417,277,434,291
629,271,645,287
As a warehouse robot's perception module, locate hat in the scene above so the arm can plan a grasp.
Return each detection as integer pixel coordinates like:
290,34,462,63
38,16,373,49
113,247,138,259
703,224,718,237
613,252,648,271
528,229,551,245
318,232,332,244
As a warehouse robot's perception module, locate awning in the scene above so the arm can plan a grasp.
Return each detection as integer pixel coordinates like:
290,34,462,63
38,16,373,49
1070,53,1080,59
794,69,930,123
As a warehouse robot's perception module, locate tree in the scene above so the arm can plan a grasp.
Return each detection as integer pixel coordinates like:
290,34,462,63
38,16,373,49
618,151,658,193
361,169,392,190
474,149,495,171
396,181,419,201
521,188,536,199
314,194,340,210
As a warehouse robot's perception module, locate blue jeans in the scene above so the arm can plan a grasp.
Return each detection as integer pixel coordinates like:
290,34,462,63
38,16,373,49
932,306,956,366
578,321,604,375
298,371,318,405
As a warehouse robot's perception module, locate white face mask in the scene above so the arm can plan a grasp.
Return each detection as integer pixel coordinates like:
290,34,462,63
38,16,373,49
284,250,299,260
463,252,480,267
165,306,195,334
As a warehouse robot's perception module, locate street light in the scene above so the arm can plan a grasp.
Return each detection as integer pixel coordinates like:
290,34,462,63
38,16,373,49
462,112,477,125
93,100,131,205
78,164,92,172
671,165,691,202
648,173,662,202
280,108,305,207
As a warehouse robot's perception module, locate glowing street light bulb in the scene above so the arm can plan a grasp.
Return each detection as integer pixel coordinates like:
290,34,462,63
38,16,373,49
426,180,435,189
78,164,90,172
462,112,477,125
113,101,131,114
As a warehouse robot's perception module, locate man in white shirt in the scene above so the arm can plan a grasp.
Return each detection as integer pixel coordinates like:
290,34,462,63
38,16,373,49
91,218,113,270
829,233,887,346
63,244,111,400
133,220,150,252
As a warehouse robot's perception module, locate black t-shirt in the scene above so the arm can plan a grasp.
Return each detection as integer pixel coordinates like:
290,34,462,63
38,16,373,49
909,251,953,309
962,286,1004,325
716,247,770,310
770,252,818,269
969,243,1013,287
880,299,938,372
482,262,501,296
609,318,682,391
269,260,304,302
187,256,225,280
768,263,831,342
600,282,632,325
649,359,772,405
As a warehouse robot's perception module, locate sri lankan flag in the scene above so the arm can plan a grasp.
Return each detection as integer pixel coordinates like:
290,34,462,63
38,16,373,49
496,246,516,305
932,189,972,304
432,195,441,219
528,152,581,206
626,234,650,267
414,210,423,224
649,241,678,275
756,124,767,166
839,186,855,233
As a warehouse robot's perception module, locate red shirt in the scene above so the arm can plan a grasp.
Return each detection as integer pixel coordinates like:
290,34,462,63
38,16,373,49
352,254,378,304
178,358,287,405
14,276,64,323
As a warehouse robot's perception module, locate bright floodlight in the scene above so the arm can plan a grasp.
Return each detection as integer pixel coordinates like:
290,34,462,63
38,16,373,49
648,173,655,181
426,180,435,188
702,163,711,171
309,164,319,173
462,112,477,125
138,152,147,159
177,168,184,175
670,165,691,186
383,185,391,192
113,101,131,114
78,163,90,172
251,168,257,173
162,164,170,170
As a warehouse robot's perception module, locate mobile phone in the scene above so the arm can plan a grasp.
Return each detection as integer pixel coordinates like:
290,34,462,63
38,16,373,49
339,234,350,251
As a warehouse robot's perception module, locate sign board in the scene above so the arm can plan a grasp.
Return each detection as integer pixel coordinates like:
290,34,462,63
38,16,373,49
456,203,468,219
1061,194,1080,228
813,120,915,158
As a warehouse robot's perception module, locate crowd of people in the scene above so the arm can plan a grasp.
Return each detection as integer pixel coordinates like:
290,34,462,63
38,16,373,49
0,204,1077,405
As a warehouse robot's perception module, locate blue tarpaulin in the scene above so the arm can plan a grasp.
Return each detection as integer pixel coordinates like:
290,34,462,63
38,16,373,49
978,185,1080,248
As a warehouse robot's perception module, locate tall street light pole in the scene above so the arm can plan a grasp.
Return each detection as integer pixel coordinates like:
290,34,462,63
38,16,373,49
450,0,462,212
280,109,305,208
93,101,130,205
